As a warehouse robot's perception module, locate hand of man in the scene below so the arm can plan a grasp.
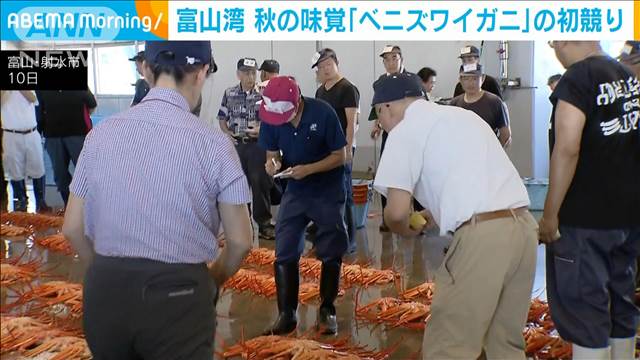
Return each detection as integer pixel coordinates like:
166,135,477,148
418,209,437,230
538,215,561,244
265,158,282,177
289,165,311,180
370,124,381,140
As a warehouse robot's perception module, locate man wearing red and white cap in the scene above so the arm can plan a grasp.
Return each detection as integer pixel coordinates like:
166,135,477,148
258,76,348,336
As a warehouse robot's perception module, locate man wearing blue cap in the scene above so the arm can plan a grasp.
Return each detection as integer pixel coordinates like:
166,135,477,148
371,72,536,359
62,41,252,359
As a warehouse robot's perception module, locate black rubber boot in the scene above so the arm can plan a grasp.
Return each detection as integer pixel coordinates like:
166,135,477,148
10,180,27,212
33,176,51,213
317,259,341,335
263,261,299,335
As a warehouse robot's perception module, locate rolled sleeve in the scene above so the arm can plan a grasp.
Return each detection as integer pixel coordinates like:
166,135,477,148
214,137,251,205
218,176,251,204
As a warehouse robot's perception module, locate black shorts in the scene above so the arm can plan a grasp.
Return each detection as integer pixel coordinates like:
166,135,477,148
84,255,217,360
546,226,640,348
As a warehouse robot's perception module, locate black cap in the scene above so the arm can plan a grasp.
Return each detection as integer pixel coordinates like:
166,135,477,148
237,57,258,71
145,41,214,72
311,48,338,69
259,59,280,73
618,41,640,63
459,45,481,58
379,45,402,57
128,50,145,62
459,63,484,75
371,72,424,105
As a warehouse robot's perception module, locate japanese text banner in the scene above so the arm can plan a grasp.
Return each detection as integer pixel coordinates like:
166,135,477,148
169,1,636,41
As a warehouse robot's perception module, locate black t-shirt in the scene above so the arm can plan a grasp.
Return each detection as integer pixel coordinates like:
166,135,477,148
449,92,508,134
453,74,503,99
131,78,150,106
38,90,97,138
550,55,640,228
315,78,360,135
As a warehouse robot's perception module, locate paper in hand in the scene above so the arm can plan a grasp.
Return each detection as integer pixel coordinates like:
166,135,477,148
273,168,294,179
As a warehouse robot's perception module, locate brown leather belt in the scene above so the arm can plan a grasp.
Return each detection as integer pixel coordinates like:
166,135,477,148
458,206,528,230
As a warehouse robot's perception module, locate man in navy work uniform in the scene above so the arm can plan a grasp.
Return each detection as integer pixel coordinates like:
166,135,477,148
540,41,640,359
258,76,348,336
62,41,253,359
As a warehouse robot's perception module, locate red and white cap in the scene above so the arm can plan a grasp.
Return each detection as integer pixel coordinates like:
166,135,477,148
258,76,300,126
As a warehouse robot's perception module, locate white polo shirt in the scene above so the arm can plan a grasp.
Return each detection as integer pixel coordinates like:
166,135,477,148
373,99,529,235
1,91,37,130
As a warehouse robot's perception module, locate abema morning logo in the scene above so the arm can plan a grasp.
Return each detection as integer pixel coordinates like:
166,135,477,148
6,6,162,41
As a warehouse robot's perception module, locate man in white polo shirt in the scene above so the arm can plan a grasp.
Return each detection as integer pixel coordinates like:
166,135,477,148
372,72,537,359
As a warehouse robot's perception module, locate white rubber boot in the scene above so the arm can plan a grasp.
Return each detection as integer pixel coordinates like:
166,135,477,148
610,337,636,360
572,344,611,360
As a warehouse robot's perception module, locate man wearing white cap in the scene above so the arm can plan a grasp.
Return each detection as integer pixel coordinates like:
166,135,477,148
369,45,424,230
453,45,503,99
450,63,512,147
258,76,348,336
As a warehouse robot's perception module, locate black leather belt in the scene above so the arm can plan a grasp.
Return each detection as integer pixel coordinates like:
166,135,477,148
2,127,37,134
235,136,258,144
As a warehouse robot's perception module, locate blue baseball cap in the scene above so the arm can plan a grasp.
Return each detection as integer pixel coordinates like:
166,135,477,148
145,41,216,72
371,72,424,105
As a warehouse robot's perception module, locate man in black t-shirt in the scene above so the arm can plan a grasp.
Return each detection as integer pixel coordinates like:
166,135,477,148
618,41,640,294
129,51,150,106
449,64,511,147
313,48,360,254
539,41,640,358
38,89,97,206
452,45,503,99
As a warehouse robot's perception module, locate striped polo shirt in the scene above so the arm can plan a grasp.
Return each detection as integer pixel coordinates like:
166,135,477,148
69,88,251,264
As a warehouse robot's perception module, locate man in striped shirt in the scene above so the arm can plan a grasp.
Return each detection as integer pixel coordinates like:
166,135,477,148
62,41,252,359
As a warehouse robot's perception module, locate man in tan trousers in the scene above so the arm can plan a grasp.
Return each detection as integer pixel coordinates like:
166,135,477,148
372,72,538,359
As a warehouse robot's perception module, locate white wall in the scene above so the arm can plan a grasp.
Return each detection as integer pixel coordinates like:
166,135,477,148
178,41,539,178
532,41,565,179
